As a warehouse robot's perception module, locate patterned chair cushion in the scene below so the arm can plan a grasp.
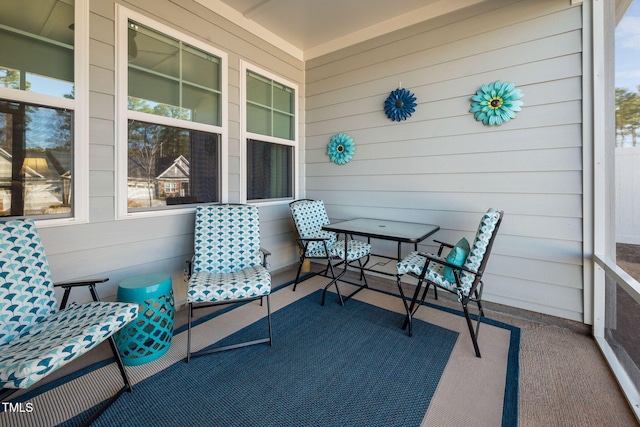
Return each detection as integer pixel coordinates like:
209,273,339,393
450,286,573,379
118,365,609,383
0,301,138,389
188,204,271,304
328,239,372,261
192,205,263,274
290,200,338,255
0,219,58,346
396,209,502,299
290,200,372,260
187,264,271,303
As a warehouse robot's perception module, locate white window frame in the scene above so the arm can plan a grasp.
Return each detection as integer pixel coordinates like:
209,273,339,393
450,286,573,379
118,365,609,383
115,6,228,219
240,60,299,205
0,0,90,226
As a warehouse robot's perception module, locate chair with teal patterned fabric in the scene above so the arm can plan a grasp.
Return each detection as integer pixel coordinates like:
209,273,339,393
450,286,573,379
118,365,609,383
289,199,372,305
186,204,272,362
396,209,503,357
0,218,139,426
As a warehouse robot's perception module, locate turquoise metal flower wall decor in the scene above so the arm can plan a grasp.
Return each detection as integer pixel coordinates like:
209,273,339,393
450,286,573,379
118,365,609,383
470,80,523,126
384,88,417,122
327,133,355,165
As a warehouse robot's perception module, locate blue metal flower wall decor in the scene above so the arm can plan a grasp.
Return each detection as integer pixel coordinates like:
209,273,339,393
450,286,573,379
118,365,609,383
384,88,417,122
470,80,523,126
327,133,355,165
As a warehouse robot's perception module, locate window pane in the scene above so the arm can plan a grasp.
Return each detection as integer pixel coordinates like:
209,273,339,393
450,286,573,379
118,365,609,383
182,46,220,91
247,103,271,136
129,68,181,114
128,20,221,126
273,111,294,140
0,0,74,98
182,83,220,126
127,120,219,210
246,70,295,140
128,23,180,79
273,83,294,114
247,72,271,106
0,101,73,218
247,139,293,200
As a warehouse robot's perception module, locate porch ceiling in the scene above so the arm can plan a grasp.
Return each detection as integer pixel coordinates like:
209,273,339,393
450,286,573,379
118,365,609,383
196,0,491,59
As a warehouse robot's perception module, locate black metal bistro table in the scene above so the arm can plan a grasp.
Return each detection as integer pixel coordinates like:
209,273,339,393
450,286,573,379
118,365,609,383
321,218,439,307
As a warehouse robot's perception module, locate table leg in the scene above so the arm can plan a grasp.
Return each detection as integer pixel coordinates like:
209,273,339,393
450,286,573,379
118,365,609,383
321,232,368,306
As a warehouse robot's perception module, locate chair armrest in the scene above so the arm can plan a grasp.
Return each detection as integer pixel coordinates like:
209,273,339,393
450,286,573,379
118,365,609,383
433,239,454,249
54,278,110,308
185,257,194,280
297,237,330,242
260,247,271,268
433,239,454,256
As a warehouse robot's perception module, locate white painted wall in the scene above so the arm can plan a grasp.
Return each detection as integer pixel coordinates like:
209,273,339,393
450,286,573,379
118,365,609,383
304,0,586,321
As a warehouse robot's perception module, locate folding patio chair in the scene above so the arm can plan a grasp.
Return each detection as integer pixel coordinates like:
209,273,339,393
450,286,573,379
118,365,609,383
396,208,503,357
185,204,272,362
0,218,139,426
289,199,372,305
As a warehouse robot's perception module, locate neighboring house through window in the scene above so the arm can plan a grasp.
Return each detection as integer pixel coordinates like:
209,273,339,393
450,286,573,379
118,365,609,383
0,0,86,220
116,7,227,216
242,62,297,202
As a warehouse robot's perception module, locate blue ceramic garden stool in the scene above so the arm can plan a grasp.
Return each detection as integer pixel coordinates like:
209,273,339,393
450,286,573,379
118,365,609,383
115,273,174,365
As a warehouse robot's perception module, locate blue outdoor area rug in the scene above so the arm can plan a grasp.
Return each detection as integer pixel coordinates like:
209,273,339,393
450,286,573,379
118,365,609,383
63,290,459,427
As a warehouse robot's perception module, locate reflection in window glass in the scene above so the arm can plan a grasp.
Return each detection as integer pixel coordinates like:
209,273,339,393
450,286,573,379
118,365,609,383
0,101,73,218
127,20,221,126
0,0,75,98
246,71,294,141
127,120,219,209
247,139,293,200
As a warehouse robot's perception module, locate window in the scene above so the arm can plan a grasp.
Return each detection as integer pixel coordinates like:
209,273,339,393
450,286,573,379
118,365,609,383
0,0,80,219
243,65,297,202
117,10,227,215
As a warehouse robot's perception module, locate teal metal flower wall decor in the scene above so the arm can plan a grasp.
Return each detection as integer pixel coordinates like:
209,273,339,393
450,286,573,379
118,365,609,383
384,88,417,122
327,133,355,165
470,80,523,126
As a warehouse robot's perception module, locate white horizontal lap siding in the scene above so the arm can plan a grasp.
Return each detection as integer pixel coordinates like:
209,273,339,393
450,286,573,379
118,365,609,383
38,0,303,307
305,0,584,320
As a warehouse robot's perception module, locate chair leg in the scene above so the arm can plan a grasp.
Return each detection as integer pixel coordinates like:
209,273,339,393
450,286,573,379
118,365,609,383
321,257,344,306
266,295,273,346
400,278,426,336
356,258,369,287
186,302,193,363
461,283,485,358
186,296,272,359
292,256,306,291
107,336,133,392
0,336,136,427
462,299,482,358
321,277,345,306
79,336,133,426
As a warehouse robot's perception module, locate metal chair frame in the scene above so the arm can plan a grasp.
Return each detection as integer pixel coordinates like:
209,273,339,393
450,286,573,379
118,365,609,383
185,204,273,363
289,199,369,305
0,278,134,427
399,211,503,358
